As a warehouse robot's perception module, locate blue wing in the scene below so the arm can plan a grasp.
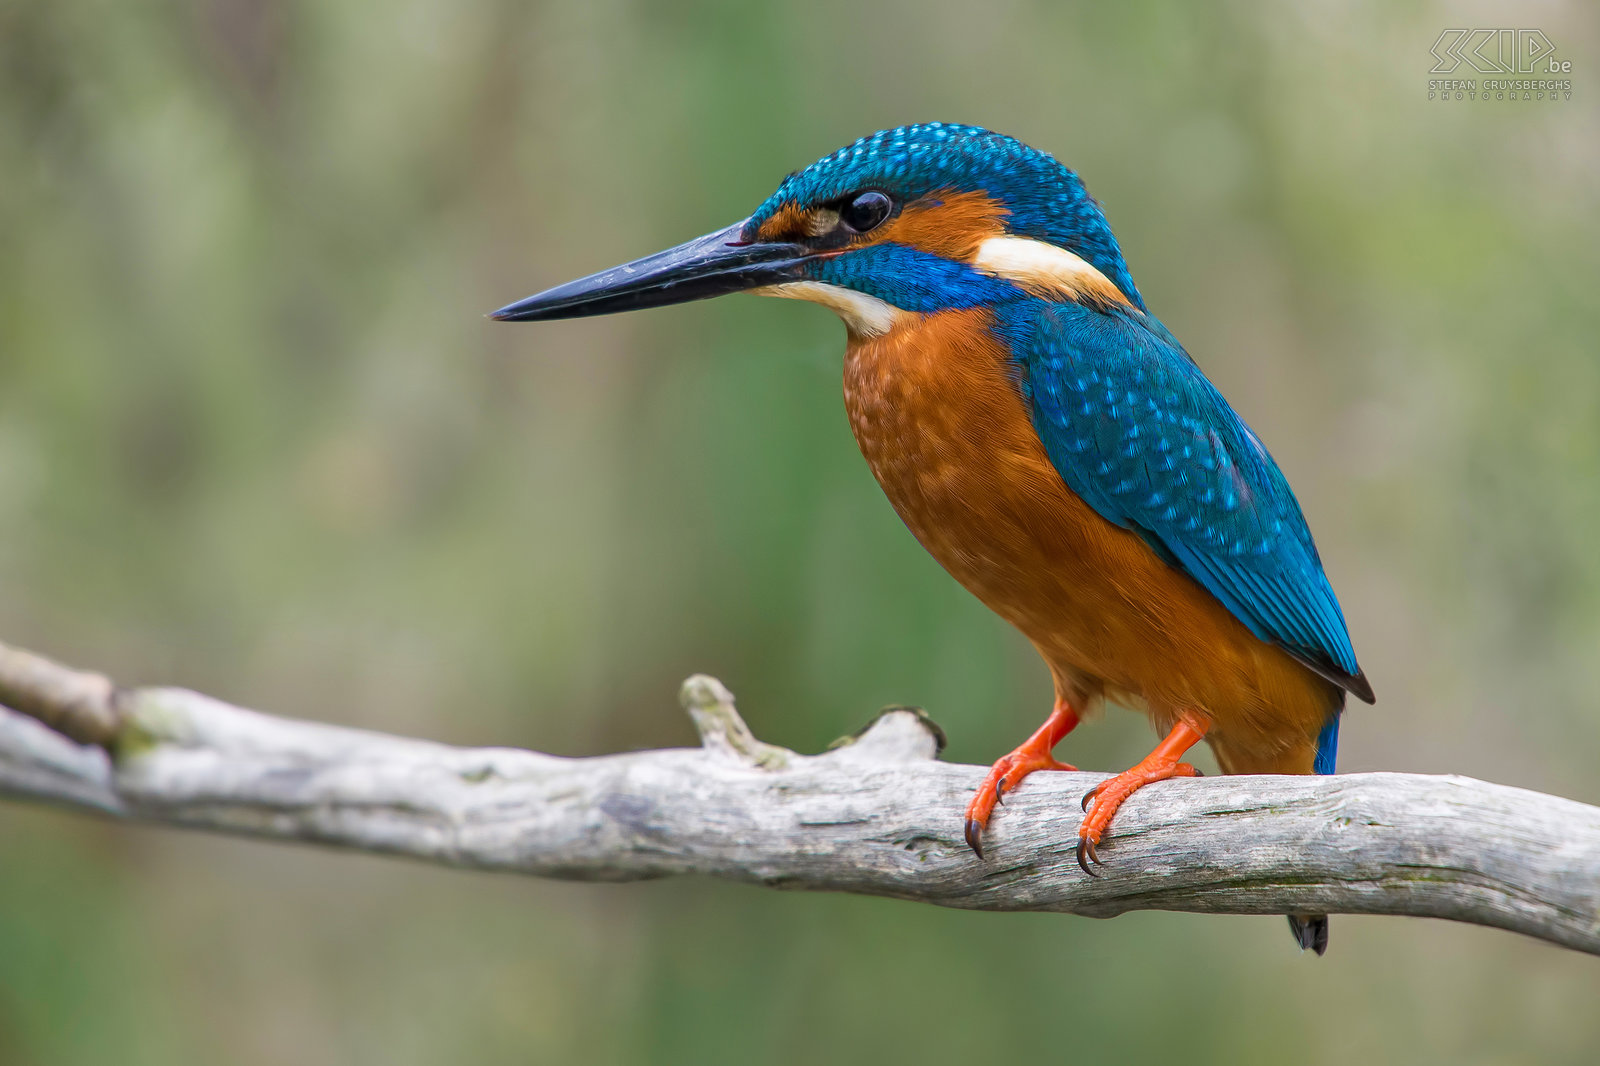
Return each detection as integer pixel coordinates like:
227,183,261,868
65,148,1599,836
1001,299,1372,707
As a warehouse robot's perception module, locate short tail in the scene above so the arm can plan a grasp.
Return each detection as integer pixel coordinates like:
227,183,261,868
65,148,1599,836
1287,707,1342,954
1312,709,1341,775
1287,914,1329,955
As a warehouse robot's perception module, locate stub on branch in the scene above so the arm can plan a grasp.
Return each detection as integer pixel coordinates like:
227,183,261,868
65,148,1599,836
0,642,122,747
682,672,945,771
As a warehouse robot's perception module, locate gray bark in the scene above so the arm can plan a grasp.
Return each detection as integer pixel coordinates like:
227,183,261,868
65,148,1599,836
0,639,1596,954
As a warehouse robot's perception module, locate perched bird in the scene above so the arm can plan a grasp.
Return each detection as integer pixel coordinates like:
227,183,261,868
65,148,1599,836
492,123,1372,954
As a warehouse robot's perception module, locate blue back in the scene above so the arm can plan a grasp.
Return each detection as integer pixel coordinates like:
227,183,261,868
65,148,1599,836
992,298,1369,768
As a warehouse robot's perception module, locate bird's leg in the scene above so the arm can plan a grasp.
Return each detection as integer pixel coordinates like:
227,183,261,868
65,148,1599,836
1076,715,1208,875
963,698,1079,859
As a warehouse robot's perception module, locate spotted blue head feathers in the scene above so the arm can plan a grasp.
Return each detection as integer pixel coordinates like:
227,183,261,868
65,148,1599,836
746,123,1144,310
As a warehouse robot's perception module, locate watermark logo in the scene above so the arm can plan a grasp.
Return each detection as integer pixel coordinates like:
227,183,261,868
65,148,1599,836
1428,29,1574,101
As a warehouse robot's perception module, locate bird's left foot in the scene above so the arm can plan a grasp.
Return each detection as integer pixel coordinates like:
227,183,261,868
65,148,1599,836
1076,717,1207,876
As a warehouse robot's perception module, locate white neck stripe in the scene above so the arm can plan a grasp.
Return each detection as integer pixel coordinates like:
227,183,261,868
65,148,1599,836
971,236,1131,308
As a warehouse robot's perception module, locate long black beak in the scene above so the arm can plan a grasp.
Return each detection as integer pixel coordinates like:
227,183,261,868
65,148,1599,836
490,220,807,322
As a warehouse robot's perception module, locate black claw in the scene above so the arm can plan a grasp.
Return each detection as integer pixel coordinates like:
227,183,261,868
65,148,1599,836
1076,838,1100,877
1081,785,1100,812
994,776,1006,805
964,818,985,860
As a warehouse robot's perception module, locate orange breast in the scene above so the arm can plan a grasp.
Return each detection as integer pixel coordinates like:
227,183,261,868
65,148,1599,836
842,308,1339,773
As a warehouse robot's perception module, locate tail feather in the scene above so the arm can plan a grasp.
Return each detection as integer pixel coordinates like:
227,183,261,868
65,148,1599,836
1312,711,1341,776
1291,704,1343,952
1287,914,1329,955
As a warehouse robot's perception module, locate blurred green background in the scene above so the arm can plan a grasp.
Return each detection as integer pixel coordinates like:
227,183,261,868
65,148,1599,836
2,1,1598,1063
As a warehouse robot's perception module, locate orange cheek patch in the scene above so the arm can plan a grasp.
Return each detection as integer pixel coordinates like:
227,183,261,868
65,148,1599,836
874,190,1010,262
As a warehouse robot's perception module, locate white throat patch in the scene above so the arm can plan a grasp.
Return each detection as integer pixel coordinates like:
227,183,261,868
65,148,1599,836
750,281,905,338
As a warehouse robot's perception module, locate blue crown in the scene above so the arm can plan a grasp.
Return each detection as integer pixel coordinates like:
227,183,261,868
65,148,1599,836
748,123,1143,310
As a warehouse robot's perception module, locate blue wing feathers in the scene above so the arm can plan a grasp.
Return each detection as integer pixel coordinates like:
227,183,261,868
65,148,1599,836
1001,299,1371,706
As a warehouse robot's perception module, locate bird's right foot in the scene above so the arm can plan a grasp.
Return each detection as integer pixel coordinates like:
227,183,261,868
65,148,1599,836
963,698,1080,859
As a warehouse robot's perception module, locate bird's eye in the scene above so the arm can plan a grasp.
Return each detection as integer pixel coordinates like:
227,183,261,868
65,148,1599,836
839,190,893,234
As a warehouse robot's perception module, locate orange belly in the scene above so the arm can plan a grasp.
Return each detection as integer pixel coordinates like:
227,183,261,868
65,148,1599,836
842,307,1339,774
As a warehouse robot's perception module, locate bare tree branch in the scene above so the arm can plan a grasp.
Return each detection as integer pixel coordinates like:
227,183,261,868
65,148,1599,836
1,637,1596,954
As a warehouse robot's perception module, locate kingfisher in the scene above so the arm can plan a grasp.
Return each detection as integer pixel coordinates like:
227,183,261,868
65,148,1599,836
492,123,1373,954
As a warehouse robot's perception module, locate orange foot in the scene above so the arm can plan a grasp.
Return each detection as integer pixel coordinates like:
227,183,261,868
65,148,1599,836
963,699,1079,859
1077,717,1207,876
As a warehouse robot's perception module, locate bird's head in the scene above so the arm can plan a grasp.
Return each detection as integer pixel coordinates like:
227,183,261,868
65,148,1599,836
492,123,1144,336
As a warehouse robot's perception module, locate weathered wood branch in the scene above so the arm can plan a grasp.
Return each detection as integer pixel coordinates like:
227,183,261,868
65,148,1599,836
1,637,1596,954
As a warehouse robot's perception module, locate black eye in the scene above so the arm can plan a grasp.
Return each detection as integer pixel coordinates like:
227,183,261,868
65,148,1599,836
840,190,892,233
